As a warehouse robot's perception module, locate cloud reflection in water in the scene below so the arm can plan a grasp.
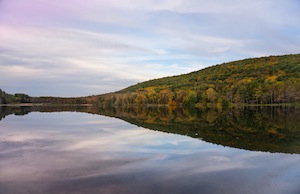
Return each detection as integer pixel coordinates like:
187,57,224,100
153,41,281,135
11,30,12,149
1,112,300,194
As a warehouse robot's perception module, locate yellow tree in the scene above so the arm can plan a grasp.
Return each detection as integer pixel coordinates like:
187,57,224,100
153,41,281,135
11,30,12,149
205,88,218,103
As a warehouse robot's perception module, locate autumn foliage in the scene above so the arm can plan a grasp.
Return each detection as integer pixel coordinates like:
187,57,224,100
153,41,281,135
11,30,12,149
95,54,300,107
1,54,300,107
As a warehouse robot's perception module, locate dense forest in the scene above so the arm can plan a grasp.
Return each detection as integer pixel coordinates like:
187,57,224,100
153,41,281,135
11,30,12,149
1,54,299,107
96,54,300,107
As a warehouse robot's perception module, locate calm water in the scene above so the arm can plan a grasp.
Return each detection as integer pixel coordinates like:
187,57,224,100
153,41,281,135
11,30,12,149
1,107,300,194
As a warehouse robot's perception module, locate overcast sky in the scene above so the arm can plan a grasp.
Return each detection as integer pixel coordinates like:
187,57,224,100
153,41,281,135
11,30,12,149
0,0,299,97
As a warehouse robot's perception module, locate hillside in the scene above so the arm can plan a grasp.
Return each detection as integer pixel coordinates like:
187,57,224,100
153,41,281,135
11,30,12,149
96,54,300,107
1,54,300,107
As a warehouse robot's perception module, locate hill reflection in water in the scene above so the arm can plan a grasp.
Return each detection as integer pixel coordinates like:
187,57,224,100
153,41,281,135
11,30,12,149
1,105,300,154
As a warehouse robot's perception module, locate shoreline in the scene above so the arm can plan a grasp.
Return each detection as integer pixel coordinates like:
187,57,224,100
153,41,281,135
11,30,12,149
0,103,299,108
0,103,93,107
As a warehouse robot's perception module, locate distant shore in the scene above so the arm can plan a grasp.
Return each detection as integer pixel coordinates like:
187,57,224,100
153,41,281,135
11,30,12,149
0,103,45,107
0,103,93,107
1,103,299,108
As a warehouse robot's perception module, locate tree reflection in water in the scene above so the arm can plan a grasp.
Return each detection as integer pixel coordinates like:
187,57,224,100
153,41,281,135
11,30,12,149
1,105,300,154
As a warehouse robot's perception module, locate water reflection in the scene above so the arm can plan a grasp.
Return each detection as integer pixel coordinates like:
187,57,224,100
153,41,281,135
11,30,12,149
1,105,300,154
1,107,300,194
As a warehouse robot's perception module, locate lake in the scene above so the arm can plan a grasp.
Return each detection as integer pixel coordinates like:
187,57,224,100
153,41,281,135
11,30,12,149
1,106,300,194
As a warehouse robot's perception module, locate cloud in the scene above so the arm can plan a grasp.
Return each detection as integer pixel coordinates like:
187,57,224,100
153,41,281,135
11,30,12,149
0,0,299,96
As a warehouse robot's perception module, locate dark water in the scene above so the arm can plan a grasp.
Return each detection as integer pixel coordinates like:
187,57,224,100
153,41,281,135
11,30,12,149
1,106,300,194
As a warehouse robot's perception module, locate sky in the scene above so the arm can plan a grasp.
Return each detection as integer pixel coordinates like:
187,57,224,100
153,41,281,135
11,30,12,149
0,0,300,97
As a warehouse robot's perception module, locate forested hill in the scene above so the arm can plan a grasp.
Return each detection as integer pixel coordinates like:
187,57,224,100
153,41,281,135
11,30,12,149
97,54,300,107
1,54,300,107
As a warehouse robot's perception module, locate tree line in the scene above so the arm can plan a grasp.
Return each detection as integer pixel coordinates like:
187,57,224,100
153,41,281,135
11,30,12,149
0,89,31,104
